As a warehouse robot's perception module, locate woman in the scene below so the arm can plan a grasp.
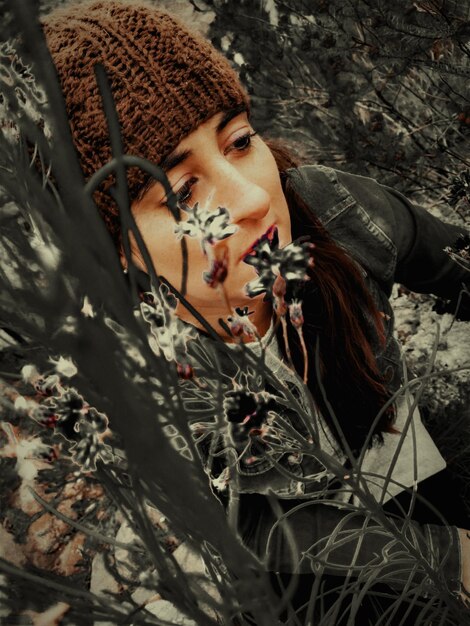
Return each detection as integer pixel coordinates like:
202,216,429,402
40,0,470,622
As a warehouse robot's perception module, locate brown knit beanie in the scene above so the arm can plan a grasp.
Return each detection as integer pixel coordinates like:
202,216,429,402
42,0,249,244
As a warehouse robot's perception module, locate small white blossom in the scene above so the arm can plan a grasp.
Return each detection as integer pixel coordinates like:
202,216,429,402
227,307,258,341
81,295,95,318
244,237,314,298
21,364,39,383
14,395,38,413
36,374,61,393
50,356,77,378
61,315,78,335
140,287,194,362
233,52,245,66
211,467,230,492
174,196,238,253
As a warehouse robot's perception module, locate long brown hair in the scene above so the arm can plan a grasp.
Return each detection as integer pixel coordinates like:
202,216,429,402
267,140,396,454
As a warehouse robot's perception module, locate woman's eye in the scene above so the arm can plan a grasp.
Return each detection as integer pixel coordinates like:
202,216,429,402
227,131,257,153
175,177,197,205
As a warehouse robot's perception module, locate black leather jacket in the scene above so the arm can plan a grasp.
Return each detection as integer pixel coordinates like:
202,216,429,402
231,165,468,598
288,164,468,394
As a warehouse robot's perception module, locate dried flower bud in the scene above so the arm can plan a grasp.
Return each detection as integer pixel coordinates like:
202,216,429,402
227,307,257,341
203,245,229,288
272,274,286,298
289,299,304,328
177,363,194,380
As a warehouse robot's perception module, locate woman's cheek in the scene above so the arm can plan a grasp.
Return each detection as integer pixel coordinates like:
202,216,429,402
132,214,172,272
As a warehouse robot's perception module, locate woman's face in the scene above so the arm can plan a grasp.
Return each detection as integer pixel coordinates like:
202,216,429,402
130,109,291,338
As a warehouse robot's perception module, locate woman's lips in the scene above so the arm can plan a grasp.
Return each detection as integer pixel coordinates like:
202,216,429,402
238,224,278,263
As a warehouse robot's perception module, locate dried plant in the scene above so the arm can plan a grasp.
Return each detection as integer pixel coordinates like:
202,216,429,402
0,2,469,625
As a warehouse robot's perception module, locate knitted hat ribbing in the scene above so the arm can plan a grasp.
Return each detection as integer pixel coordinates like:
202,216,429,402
42,1,249,244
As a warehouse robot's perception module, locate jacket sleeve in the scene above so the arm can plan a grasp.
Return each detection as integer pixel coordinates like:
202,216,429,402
238,493,462,597
288,165,468,304
334,169,469,303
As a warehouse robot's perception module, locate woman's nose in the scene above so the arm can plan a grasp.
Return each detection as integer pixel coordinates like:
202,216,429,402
210,162,270,223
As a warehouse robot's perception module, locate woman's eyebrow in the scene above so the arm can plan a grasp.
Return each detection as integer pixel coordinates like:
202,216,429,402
161,148,192,172
216,104,248,133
